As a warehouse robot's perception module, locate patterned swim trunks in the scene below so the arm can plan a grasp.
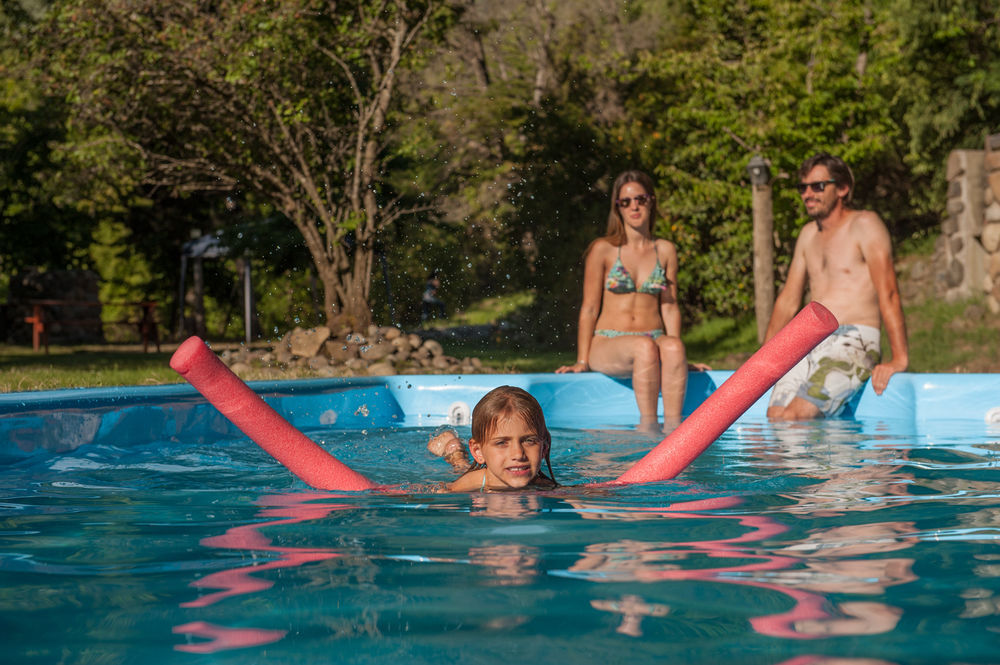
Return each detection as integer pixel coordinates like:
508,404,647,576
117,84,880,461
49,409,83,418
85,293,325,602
768,324,882,417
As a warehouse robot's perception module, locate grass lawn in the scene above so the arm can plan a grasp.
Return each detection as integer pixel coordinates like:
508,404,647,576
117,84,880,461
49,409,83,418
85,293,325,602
3,282,999,393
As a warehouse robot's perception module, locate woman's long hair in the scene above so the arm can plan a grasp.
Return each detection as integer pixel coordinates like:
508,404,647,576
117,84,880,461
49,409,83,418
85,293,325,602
605,170,659,244
587,170,659,257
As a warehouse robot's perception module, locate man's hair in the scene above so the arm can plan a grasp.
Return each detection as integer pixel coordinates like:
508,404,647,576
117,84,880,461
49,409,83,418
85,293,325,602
799,152,855,202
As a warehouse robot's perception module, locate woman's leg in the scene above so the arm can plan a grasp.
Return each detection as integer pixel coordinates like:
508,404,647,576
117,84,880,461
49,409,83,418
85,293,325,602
589,334,662,429
656,335,688,426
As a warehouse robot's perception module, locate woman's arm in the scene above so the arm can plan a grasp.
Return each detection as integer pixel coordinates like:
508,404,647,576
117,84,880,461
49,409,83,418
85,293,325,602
659,240,682,338
557,242,606,373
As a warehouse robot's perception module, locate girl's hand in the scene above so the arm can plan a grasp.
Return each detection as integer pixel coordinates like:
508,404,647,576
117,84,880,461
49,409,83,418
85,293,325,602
555,361,589,374
688,361,711,372
428,430,461,457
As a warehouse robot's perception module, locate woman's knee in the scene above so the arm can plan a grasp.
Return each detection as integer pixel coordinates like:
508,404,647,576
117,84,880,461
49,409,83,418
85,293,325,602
633,336,661,365
657,336,686,363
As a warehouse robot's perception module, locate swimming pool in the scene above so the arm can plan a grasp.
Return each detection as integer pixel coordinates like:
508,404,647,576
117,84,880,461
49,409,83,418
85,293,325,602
2,371,999,664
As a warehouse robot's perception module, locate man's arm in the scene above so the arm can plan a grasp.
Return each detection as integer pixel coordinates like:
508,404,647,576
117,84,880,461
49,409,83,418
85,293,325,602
764,233,809,343
858,213,908,395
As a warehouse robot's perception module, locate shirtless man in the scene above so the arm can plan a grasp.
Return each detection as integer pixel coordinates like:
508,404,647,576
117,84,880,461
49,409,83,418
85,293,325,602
765,152,909,420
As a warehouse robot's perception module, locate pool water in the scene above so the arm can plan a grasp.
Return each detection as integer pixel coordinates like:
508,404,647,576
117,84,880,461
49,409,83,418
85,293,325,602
1,373,999,664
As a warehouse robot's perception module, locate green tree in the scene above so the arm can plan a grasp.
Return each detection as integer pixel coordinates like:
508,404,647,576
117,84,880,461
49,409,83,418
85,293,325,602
627,0,912,317
0,0,97,299
42,0,456,330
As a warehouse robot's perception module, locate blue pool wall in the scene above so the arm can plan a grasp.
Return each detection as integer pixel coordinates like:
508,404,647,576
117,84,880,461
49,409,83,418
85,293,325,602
2,371,999,461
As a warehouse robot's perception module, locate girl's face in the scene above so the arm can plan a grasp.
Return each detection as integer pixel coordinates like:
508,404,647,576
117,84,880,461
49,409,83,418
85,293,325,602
616,181,652,233
469,412,547,490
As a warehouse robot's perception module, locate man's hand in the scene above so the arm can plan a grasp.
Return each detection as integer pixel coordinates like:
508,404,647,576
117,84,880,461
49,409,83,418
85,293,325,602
870,360,906,395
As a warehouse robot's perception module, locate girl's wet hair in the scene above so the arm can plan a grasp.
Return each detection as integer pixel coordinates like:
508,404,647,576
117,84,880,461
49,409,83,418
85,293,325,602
471,385,556,484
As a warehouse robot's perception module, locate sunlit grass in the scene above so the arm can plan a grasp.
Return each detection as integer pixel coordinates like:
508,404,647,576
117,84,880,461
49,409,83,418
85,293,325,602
446,290,536,326
0,345,181,392
2,286,998,393
903,296,1000,372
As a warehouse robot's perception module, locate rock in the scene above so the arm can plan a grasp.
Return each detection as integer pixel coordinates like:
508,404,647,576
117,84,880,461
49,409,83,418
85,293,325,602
367,361,396,376
422,339,444,357
381,326,402,340
307,355,329,370
989,172,1000,200
982,222,1000,254
289,326,331,358
391,336,413,354
941,216,958,235
359,340,394,362
946,259,964,287
345,358,368,372
325,339,359,363
274,345,294,364
985,201,1000,224
985,150,1000,171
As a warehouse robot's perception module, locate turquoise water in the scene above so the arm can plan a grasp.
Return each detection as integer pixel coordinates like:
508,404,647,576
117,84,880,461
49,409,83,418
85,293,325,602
2,416,999,664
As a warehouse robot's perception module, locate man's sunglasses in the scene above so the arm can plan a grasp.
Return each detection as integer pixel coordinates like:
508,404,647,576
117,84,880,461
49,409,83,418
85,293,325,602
796,179,837,194
616,194,654,208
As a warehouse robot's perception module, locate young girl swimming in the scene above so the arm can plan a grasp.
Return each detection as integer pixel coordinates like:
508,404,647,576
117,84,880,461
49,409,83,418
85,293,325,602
427,385,557,492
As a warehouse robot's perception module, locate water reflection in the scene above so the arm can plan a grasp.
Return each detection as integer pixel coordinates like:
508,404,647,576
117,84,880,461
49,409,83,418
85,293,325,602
178,486,921,654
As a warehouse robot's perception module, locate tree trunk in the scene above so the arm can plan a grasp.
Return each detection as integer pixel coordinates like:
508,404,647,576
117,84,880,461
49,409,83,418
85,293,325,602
752,182,775,343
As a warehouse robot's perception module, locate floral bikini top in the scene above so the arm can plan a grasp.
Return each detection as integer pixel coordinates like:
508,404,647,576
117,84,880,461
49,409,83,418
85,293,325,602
605,246,668,295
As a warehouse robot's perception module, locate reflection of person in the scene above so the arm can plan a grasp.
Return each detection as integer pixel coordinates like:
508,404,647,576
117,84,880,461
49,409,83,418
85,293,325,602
766,153,908,420
427,385,557,492
556,170,703,432
590,595,670,637
421,271,446,322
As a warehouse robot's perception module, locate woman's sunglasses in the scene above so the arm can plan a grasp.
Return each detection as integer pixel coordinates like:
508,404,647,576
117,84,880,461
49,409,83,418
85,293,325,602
616,194,654,208
796,179,837,194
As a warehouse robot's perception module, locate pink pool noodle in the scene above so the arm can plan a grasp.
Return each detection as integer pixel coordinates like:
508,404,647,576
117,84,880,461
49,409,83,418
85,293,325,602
170,336,376,491
616,301,838,484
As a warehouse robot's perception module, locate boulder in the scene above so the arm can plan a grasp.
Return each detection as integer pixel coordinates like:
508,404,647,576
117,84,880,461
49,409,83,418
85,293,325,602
289,326,331,358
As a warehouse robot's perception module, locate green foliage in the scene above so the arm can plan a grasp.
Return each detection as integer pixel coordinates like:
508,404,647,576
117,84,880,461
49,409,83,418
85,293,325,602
627,0,902,317
88,218,160,338
2,0,998,352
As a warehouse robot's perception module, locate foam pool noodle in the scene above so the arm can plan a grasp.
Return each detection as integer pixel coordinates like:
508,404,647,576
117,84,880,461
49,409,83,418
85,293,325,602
171,301,835,491
169,336,376,491
615,301,838,485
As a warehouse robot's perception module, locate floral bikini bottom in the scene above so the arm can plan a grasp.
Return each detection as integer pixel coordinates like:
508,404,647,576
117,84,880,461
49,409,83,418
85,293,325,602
594,329,664,339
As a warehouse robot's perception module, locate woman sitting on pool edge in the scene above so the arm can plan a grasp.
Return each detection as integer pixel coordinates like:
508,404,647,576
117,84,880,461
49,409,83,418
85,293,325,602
556,169,706,433
427,385,557,492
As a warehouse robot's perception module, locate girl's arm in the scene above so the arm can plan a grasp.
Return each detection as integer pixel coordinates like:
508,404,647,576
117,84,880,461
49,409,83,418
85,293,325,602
428,430,470,472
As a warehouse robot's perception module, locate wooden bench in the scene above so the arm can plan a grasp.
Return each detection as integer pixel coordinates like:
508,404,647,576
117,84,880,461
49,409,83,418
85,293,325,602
24,300,161,353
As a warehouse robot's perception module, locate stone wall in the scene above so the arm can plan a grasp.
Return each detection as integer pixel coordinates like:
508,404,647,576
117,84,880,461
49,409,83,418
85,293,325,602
941,133,1000,312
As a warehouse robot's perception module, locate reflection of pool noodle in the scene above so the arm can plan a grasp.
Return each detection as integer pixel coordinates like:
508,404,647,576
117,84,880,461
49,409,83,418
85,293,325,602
169,336,376,491
171,301,835,490
616,301,837,484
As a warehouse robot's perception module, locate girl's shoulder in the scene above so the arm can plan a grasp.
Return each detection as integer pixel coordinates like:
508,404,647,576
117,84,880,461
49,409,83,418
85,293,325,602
446,469,484,493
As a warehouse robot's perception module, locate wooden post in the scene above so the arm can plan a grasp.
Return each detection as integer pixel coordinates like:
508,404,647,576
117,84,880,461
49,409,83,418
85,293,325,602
747,155,774,344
